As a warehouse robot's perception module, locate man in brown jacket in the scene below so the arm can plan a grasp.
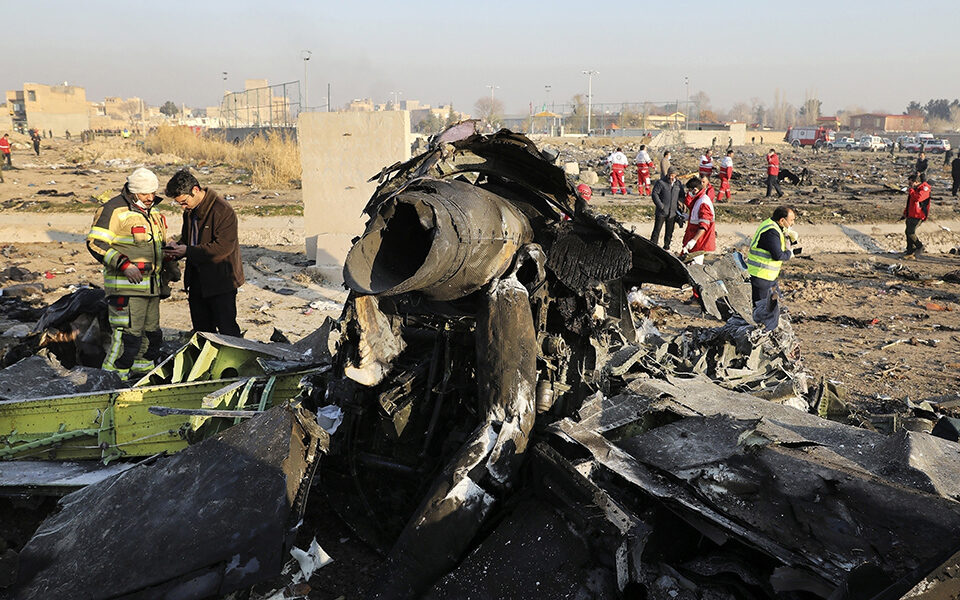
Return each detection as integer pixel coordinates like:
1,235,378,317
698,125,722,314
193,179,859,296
163,169,244,336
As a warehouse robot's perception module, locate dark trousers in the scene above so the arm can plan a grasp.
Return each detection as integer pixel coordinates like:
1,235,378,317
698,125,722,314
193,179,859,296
952,176,959,197
751,278,781,331
32,141,39,156
2,152,10,166
188,289,241,336
905,218,923,254
766,175,783,197
650,212,676,249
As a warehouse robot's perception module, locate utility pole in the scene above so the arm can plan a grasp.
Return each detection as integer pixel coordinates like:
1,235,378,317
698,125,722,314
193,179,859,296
327,83,331,112
684,76,689,131
582,70,598,134
301,50,312,110
486,84,499,103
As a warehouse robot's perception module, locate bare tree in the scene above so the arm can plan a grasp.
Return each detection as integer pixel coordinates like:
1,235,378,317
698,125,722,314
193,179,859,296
769,89,797,129
728,102,752,123
474,97,505,128
690,91,711,122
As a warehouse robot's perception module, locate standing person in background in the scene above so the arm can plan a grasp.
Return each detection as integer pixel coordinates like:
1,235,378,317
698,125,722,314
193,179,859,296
650,167,683,250
0,134,11,167
717,149,734,201
660,149,672,176
680,177,716,264
951,153,960,197
765,148,783,198
943,147,954,167
901,173,931,258
915,151,928,178
634,144,654,196
699,149,714,180
30,129,41,156
163,169,245,336
606,147,629,195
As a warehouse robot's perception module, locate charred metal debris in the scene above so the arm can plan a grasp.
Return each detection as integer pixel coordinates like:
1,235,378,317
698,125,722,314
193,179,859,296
3,125,960,599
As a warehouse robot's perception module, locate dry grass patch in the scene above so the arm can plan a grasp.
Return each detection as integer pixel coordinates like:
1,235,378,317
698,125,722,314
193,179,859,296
145,126,300,189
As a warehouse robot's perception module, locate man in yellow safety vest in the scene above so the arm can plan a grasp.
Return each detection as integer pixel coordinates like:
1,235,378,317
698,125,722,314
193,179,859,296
745,206,799,330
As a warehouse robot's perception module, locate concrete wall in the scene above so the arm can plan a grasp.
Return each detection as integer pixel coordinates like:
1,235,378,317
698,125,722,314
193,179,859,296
22,83,90,136
0,111,12,134
299,110,411,283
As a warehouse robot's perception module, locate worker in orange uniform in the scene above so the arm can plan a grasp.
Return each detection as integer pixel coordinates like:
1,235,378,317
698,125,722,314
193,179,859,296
634,144,654,196
717,149,734,201
680,177,716,264
698,149,714,180
606,147,629,195
902,173,931,258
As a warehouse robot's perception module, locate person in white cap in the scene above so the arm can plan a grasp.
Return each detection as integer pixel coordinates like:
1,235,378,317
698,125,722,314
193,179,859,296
86,167,175,378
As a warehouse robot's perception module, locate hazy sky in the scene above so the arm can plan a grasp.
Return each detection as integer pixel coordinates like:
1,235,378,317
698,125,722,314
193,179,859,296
6,0,958,116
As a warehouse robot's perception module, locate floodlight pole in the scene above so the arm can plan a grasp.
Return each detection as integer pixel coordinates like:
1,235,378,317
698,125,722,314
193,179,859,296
583,70,598,134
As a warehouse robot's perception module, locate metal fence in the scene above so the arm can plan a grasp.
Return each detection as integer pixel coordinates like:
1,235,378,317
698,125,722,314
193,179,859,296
506,100,701,134
219,81,301,128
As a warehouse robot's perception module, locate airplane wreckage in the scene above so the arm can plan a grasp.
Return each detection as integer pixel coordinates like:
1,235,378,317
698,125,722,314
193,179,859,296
3,125,960,600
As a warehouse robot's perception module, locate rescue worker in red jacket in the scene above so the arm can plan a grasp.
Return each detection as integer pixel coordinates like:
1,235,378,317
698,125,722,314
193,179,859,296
680,177,716,264
699,149,714,180
902,173,931,258
606,147,629,195
765,148,783,198
0,133,11,167
634,145,654,196
718,149,734,201
563,183,593,221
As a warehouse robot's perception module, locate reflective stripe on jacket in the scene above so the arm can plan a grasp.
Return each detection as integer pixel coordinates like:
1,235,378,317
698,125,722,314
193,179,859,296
86,185,167,297
746,218,784,281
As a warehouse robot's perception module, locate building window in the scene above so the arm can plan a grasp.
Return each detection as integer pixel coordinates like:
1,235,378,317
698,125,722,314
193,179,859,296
27,91,36,102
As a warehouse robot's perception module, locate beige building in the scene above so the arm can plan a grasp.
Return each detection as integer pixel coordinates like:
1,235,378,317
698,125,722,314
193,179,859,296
89,96,146,130
5,83,90,136
0,105,13,134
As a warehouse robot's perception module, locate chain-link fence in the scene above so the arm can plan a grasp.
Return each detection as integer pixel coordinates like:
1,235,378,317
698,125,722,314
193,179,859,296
218,81,301,128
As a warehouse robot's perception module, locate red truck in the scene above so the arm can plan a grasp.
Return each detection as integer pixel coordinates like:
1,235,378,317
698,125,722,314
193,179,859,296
784,126,835,149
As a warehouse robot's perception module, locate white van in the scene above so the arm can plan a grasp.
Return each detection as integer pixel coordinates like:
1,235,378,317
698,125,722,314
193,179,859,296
859,136,885,152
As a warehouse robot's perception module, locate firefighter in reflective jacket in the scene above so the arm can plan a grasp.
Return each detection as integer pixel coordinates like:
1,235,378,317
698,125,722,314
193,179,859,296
746,206,798,330
86,168,171,377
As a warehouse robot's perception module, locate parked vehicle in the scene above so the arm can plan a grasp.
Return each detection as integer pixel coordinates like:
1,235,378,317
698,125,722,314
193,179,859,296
828,137,858,150
922,139,951,153
784,126,835,149
882,138,894,150
859,136,885,152
902,138,924,153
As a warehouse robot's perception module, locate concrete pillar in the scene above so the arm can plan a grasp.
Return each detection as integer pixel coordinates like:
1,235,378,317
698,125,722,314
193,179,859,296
298,111,411,284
